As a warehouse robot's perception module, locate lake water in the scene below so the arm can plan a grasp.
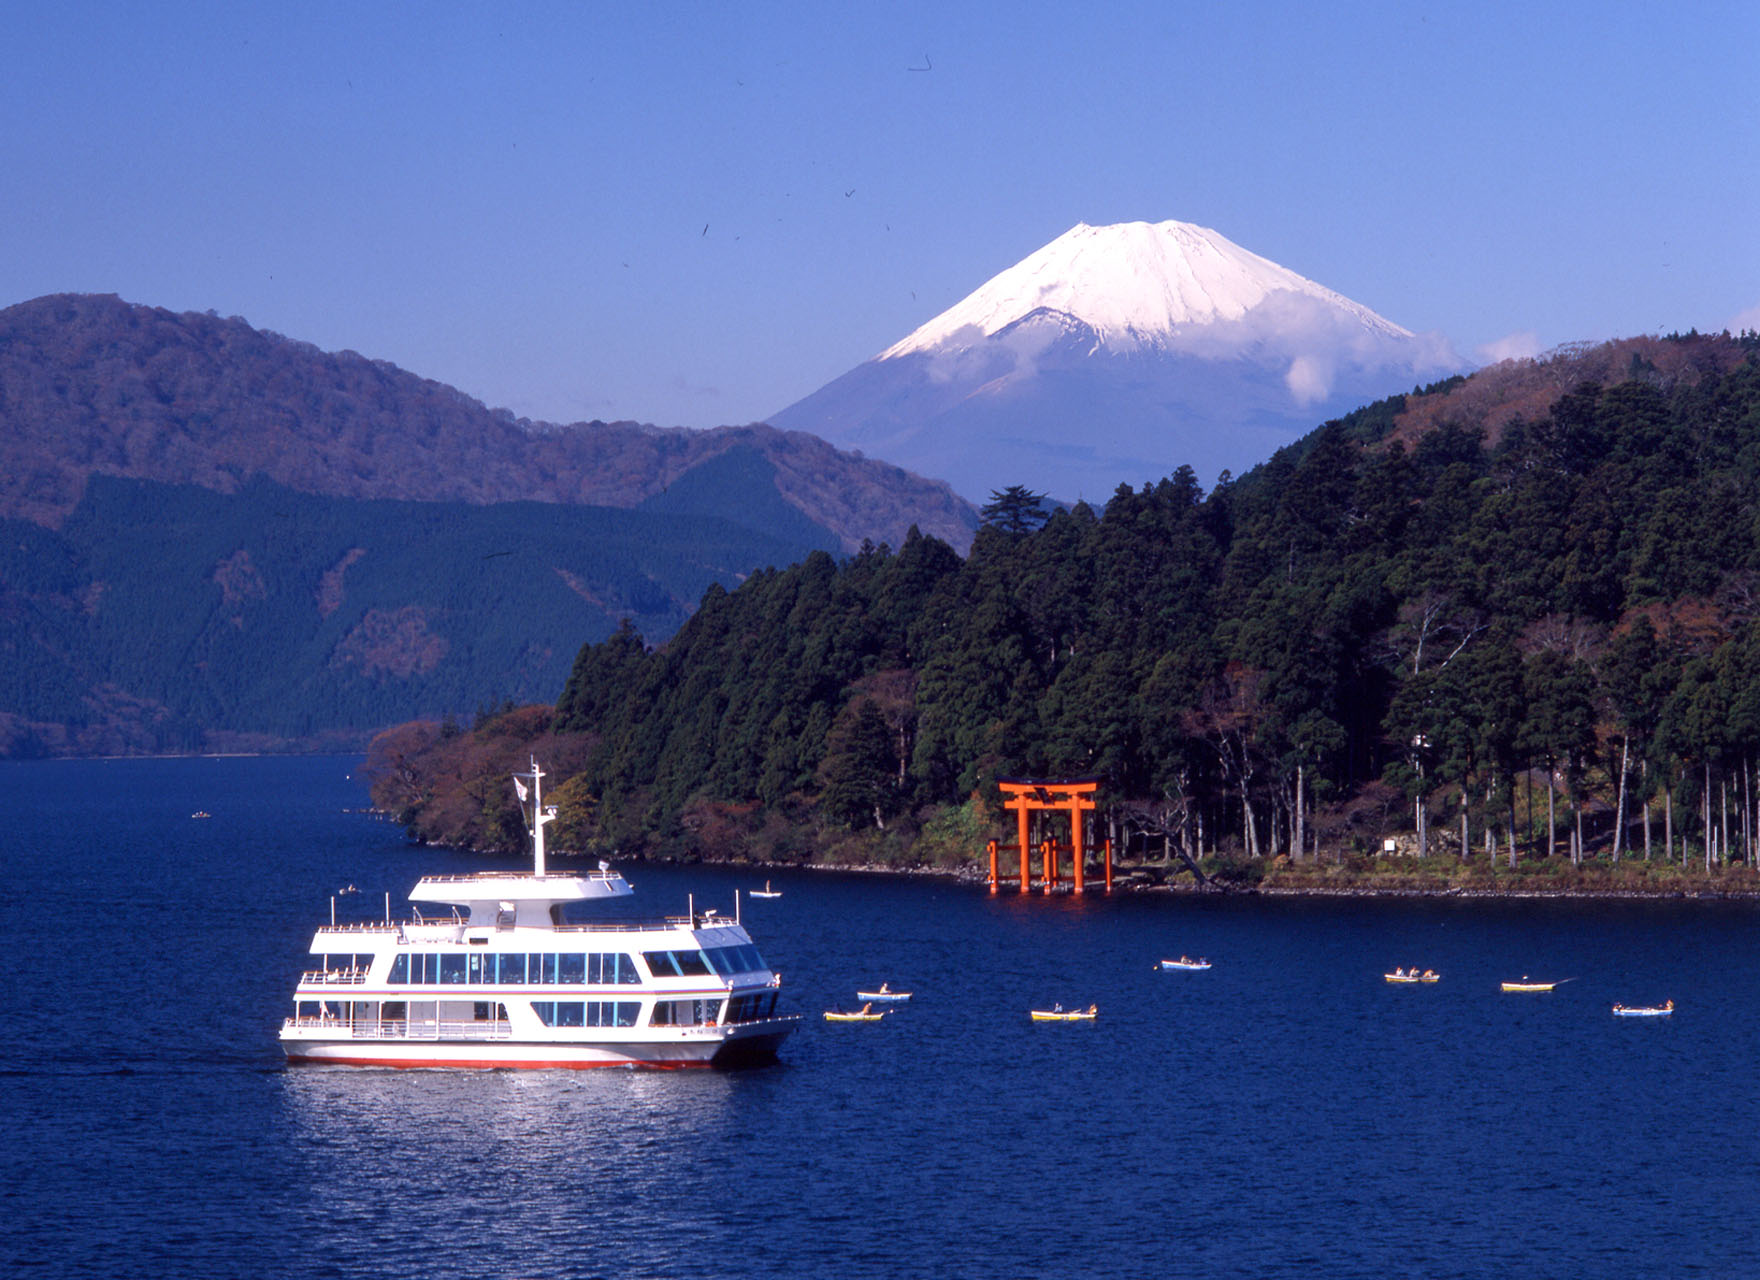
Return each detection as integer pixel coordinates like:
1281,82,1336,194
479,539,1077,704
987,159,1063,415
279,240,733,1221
4,755,1758,1278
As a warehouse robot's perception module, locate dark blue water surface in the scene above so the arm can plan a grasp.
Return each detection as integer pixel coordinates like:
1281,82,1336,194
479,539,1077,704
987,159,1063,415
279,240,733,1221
5,756,1759,1278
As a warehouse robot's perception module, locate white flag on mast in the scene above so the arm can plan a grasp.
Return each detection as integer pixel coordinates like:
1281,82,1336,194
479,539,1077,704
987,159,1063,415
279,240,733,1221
513,776,528,802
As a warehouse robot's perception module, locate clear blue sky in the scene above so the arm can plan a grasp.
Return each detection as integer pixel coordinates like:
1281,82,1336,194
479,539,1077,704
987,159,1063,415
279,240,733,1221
5,1,1756,433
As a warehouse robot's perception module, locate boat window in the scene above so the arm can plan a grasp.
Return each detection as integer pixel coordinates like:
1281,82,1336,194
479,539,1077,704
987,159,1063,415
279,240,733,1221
643,950,682,977
533,1000,640,1028
651,998,715,1026
586,1000,640,1028
388,954,409,985
671,950,712,976
531,954,558,985
467,953,488,984
438,953,467,985
495,954,526,984
730,946,754,974
731,993,777,1023
586,952,632,984
558,953,586,984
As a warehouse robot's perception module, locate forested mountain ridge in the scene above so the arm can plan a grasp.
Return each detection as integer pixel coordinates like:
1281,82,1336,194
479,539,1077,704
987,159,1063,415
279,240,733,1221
0,292,978,551
0,474,832,756
374,331,1760,885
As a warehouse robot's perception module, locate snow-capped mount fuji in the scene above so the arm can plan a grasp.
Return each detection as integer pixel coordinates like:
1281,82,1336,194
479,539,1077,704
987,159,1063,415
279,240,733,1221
879,220,1411,360
770,220,1462,503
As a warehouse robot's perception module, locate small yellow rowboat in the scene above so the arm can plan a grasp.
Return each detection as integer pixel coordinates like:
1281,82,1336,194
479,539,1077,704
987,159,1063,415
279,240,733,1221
824,1003,886,1023
1030,1004,1097,1022
1385,969,1440,983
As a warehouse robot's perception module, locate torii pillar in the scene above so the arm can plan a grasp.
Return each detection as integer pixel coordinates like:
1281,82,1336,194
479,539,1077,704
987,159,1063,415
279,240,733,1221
997,779,1104,893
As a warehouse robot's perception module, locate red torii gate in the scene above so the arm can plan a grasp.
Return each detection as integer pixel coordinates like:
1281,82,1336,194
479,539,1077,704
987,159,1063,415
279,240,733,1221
991,778,1111,894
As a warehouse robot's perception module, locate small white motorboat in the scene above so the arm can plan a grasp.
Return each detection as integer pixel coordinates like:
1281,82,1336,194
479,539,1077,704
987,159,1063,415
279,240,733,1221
856,985,911,1002
1612,1000,1673,1017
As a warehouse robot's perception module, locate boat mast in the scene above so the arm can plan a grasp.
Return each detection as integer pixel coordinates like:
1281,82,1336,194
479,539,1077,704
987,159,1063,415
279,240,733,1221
516,758,556,876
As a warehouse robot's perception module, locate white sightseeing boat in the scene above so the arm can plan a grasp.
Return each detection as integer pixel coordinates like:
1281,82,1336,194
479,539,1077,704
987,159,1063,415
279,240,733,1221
280,760,801,1069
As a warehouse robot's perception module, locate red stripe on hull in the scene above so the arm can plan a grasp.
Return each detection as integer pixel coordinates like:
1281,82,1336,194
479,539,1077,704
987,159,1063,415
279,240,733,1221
285,1053,711,1070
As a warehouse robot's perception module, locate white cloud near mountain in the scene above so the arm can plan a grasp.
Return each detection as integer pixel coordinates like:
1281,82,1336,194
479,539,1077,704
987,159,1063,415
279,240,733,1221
1476,331,1544,364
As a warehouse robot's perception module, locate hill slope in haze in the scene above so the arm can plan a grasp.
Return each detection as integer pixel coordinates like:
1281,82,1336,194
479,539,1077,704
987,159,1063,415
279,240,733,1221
0,292,978,550
0,473,829,756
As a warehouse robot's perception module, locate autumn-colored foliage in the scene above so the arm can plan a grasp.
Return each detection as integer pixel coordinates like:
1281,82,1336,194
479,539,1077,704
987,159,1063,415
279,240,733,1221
378,335,1760,876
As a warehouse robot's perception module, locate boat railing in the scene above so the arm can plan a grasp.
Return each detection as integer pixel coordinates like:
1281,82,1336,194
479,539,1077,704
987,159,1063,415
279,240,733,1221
678,1013,803,1036
315,916,735,938
298,967,370,986
415,871,629,887
552,916,736,933
282,1016,513,1041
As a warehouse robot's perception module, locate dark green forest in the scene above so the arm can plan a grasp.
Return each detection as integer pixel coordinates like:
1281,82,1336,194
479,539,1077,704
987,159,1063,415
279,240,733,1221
374,334,1760,887
0,472,834,755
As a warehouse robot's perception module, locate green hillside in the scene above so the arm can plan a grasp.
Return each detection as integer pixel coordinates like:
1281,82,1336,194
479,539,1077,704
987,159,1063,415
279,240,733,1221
0,474,835,755
372,333,1760,888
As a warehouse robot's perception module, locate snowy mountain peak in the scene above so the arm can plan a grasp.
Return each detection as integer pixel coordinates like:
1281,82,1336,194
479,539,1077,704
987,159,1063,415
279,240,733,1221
880,220,1412,359
771,218,1462,505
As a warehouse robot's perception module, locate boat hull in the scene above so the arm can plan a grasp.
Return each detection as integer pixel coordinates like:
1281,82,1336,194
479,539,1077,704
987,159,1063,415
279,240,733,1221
281,1022,797,1070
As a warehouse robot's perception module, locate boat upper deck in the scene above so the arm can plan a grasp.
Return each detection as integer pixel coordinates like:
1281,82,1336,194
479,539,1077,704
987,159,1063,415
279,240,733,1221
309,913,754,953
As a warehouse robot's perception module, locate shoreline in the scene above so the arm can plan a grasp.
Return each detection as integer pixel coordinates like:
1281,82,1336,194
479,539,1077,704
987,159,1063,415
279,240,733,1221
720,859,1760,903
381,814,1760,904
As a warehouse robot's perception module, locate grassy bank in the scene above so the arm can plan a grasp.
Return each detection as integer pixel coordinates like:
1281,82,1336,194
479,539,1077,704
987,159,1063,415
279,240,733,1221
1181,853,1760,898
